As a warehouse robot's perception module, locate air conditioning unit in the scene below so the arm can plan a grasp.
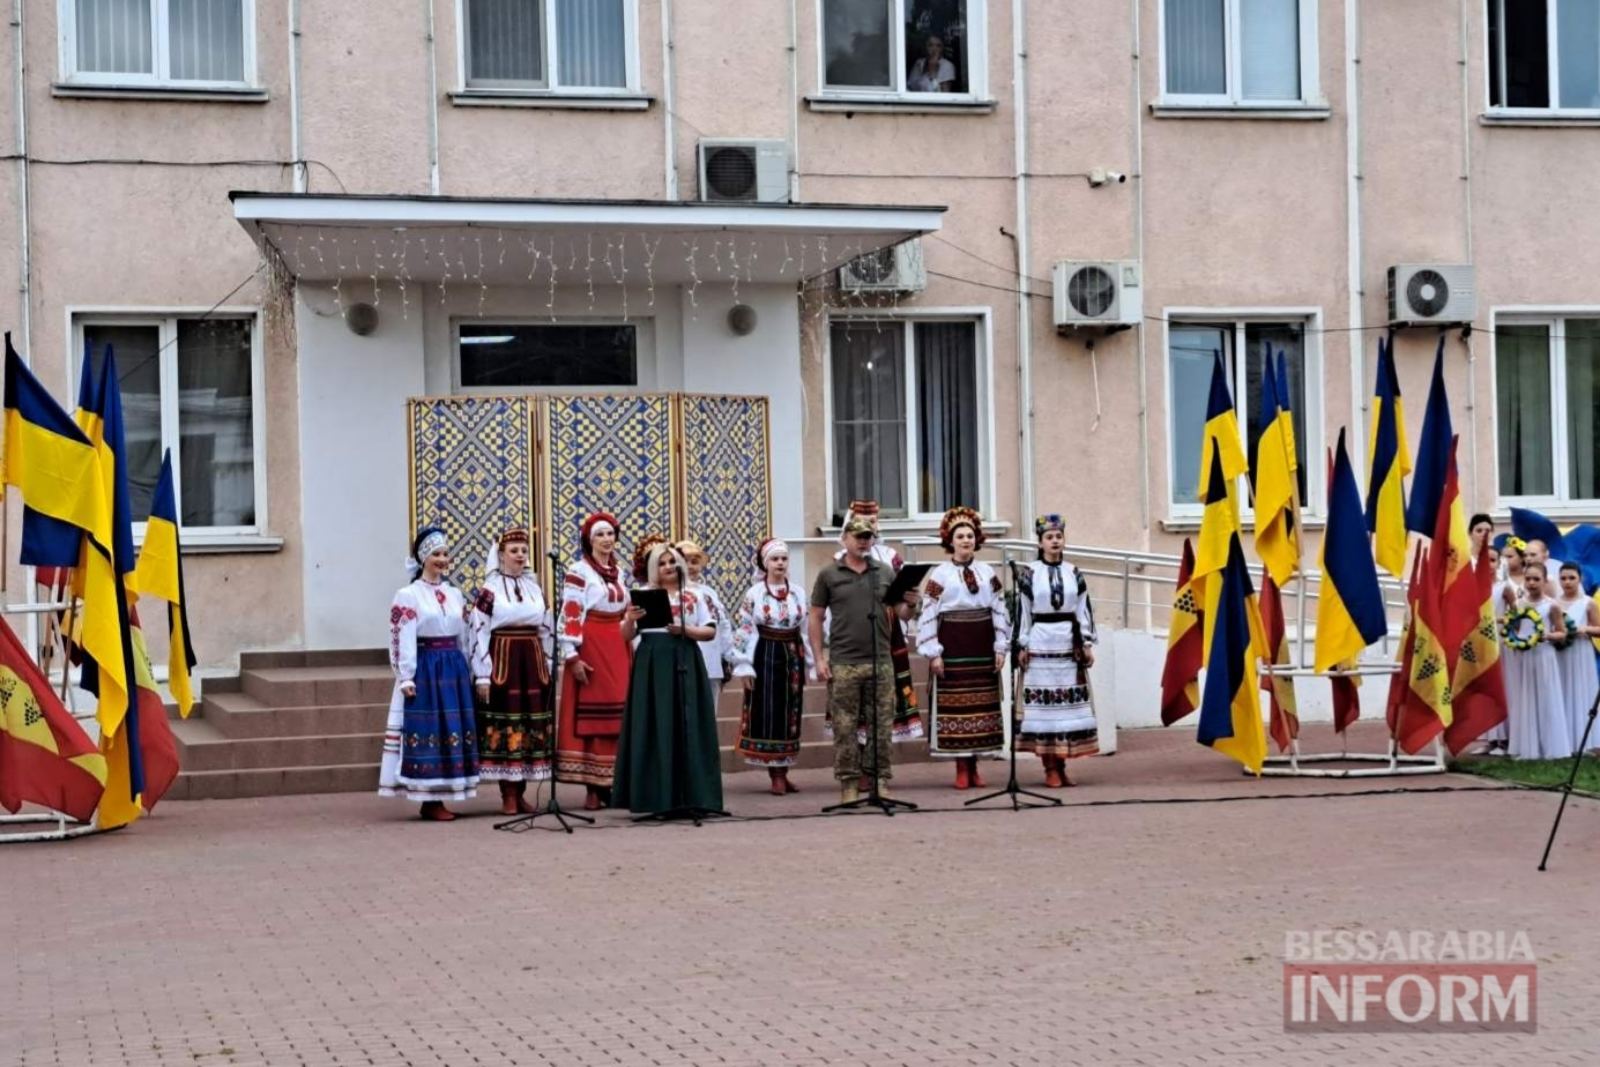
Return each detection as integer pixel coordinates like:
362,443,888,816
697,138,790,203
838,240,926,293
1052,260,1142,331
1387,264,1476,326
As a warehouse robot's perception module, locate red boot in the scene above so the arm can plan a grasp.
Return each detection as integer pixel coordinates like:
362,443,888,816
583,786,603,811
498,782,519,816
768,768,787,796
1043,757,1064,789
954,759,971,790
419,801,457,822
968,756,987,789
514,781,535,814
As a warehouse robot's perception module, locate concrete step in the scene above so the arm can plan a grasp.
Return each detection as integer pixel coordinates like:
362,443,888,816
170,718,383,772
241,665,396,708
199,690,390,739
166,763,381,801
239,649,389,670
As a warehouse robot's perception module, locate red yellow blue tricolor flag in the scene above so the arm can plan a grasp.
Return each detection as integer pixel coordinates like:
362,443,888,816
0,616,107,822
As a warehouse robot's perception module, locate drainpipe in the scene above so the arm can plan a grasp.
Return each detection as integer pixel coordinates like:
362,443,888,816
1010,0,1034,524
1459,0,1479,503
1345,0,1366,476
787,0,800,201
1130,0,1149,538
12,0,31,358
424,0,441,194
662,0,678,199
289,0,304,192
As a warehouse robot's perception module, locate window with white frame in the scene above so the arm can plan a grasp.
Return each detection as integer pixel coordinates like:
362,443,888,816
62,0,254,87
1161,0,1318,105
830,318,984,520
462,0,637,92
1487,0,1600,112
1496,316,1600,503
820,0,986,99
75,315,261,532
1168,317,1314,512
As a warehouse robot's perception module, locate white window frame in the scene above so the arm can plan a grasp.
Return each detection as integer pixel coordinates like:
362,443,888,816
58,0,257,90
822,308,995,523
68,308,268,539
455,0,642,96
1157,0,1320,108
1162,307,1326,522
1485,0,1600,117
450,316,658,394
815,0,990,104
1492,308,1600,512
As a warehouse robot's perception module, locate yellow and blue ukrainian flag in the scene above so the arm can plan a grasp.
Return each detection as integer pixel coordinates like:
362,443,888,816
1365,335,1412,578
1196,531,1268,775
1315,428,1390,673
134,451,196,718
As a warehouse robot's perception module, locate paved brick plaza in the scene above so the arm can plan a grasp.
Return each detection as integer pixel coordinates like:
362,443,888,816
5,724,1600,1067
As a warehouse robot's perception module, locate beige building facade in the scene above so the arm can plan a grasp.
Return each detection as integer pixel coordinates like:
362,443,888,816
3,1,1600,672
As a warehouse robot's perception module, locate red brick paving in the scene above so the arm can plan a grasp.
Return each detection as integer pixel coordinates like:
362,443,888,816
4,723,1599,1066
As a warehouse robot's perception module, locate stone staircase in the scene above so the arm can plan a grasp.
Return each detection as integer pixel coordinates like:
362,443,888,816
166,650,933,800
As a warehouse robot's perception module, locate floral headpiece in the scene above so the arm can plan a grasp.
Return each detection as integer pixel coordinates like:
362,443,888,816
1034,513,1065,539
939,506,985,551
632,533,669,584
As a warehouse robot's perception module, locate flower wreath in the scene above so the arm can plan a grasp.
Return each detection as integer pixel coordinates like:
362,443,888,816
1501,606,1545,651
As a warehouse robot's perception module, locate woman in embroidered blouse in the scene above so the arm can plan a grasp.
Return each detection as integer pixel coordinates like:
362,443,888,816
917,507,1010,790
379,526,480,821
557,512,637,811
731,538,814,795
1016,514,1099,787
470,525,554,815
676,539,735,693
612,537,725,818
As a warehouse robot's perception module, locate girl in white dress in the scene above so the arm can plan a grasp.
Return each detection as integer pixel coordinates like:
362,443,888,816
379,526,479,820
1553,562,1600,754
1505,562,1572,760
677,540,734,693
731,539,816,793
917,507,1010,790
1017,514,1098,787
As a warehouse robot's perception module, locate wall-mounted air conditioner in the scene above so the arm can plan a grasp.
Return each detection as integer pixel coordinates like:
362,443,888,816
1052,260,1142,331
697,138,790,203
1387,264,1476,326
838,240,926,293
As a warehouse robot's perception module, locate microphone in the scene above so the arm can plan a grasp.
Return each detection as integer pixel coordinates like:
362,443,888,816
546,549,562,562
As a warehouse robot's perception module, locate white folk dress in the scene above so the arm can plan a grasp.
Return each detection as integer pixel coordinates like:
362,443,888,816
1506,595,1572,760
688,580,735,684
917,560,1010,757
1554,593,1599,753
379,579,480,801
1017,558,1099,759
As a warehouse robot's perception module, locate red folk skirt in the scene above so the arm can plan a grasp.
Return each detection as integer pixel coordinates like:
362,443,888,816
556,609,630,786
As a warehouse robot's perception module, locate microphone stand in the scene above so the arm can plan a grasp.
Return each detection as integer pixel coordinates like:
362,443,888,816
496,550,594,833
824,569,917,816
966,559,1060,810
1537,684,1600,870
634,580,729,826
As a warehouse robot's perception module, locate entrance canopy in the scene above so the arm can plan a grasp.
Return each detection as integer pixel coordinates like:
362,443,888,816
230,193,945,285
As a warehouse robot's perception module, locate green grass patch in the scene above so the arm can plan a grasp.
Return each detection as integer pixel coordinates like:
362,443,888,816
1451,755,1600,792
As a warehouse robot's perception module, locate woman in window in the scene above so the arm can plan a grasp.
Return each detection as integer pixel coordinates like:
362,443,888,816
1016,514,1099,787
558,513,636,810
918,507,1010,789
470,525,554,815
731,538,814,794
613,537,724,818
827,501,925,785
379,526,480,821
908,33,957,92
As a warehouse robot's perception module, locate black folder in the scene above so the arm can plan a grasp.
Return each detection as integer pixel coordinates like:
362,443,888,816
630,587,674,629
883,563,934,605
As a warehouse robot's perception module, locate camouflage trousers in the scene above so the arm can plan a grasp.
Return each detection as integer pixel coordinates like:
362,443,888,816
828,659,896,782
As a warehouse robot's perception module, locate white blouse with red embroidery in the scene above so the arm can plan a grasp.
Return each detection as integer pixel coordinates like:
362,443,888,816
388,579,470,685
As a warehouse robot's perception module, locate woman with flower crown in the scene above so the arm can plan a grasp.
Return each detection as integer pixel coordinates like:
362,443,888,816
731,537,814,794
612,536,725,817
379,526,480,821
1015,514,1098,787
916,506,1010,789
470,525,554,814
557,512,636,810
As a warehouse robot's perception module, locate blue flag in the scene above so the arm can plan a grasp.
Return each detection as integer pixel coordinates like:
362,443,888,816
1405,336,1454,535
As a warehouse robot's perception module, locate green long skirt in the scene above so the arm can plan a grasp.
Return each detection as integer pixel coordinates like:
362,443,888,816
613,633,725,815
